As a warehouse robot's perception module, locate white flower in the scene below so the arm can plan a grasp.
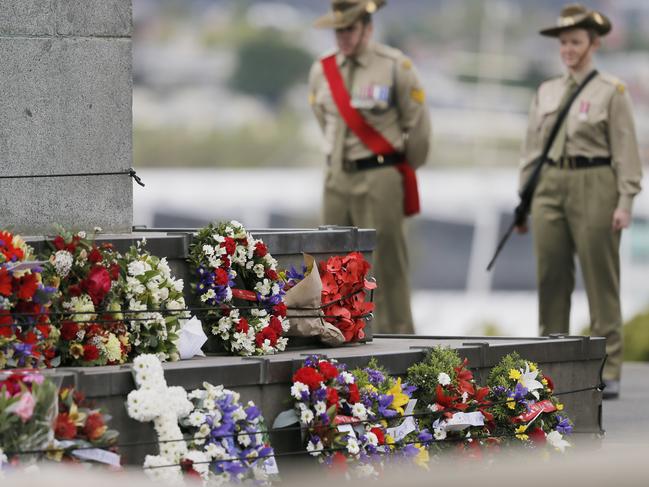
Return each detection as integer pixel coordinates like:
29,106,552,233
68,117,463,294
238,433,251,447
306,438,324,457
253,263,265,278
77,231,87,239
291,382,309,400
300,408,314,424
206,442,226,459
128,260,147,277
365,431,379,446
433,428,447,441
437,372,451,386
158,258,171,278
232,407,247,421
188,411,205,427
200,289,216,302
314,401,327,415
53,250,74,277
428,403,439,413
182,451,210,480
254,279,271,297
346,437,360,455
461,392,469,403
126,276,146,295
547,430,571,453
202,244,215,256
519,363,545,400
172,279,184,293
339,371,354,384
351,402,368,421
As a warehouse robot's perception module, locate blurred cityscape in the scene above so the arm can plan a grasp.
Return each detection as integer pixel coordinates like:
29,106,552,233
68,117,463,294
132,0,649,338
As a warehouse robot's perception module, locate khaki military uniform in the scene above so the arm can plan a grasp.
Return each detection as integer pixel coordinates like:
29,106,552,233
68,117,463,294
309,41,431,334
521,68,643,380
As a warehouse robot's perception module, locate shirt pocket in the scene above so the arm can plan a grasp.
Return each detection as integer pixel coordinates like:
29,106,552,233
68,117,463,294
535,101,560,142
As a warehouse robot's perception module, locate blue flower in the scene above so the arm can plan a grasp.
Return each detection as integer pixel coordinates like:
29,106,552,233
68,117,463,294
556,415,573,435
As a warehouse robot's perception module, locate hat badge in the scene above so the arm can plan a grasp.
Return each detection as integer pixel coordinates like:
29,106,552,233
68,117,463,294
592,12,603,25
558,16,576,27
366,1,377,14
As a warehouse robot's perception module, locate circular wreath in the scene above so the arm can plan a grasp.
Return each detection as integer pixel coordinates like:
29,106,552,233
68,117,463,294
188,221,289,356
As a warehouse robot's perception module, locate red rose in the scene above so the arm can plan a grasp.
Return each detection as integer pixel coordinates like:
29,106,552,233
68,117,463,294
83,412,107,441
293,367,325,391
215,268,229,286
83,344,100,362
109,262,121,281
254,242,268,258
223,237,236,256
348,383,360,404
68,284,82,297
326,387,339,408
235,318,249,334
265,269,279,281
53,236,66,251
61,321,80,341
55,413,77,440
255,327,278,347
18,273,39,300
370,427,385,445
269,316,283,335
529,427,547,445
88,247,103,264
318,361,339,380
273,303,287,318
221,257,230,269
81,266,112,305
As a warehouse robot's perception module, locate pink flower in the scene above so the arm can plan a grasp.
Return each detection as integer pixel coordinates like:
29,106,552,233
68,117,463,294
9,391,36,422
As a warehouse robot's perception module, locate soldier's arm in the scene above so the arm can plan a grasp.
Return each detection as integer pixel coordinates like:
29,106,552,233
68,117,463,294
608,85,643,213
308,62,326,133
394,57,431,169
519,93,542,194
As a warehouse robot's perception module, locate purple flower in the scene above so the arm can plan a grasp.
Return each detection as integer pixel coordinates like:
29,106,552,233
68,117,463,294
365,368,385,385
511,382,528,402
418,429,433,443
312,387,327,402
402,382,417,397
402,444,419,457
556,416,573,435
245,405,260,422
492,386,507,396
378,394,398,418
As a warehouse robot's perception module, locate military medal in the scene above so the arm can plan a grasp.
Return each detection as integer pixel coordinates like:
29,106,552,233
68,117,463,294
578,100,590,121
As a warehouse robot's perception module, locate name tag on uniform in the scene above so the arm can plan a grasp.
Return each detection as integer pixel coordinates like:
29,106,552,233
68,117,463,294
351,83,391,109
578,100,590,121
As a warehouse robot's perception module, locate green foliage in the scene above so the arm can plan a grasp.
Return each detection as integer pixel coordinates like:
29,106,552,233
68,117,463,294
406,346,462,405
229,29,312,105
623,311,649,362
351,357,388,391
487,351,523,389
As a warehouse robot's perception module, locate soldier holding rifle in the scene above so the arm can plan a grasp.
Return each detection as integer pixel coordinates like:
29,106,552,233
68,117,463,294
514,4,643,399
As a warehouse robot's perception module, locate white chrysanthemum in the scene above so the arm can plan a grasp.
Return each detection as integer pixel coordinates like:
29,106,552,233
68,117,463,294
300,409,314,424
314,401,327,415
67,295,95,322
188,411,206,427
352,402,368,421
238,433,251,447
365,431,379,446
433,428,447,441
346,437,360,455
306,438,324,457
437,372,451,386
182,451,210,480
143,455,182,485
53,250,74,277
206,442,227,459
105,333,123,362
253,263,265,278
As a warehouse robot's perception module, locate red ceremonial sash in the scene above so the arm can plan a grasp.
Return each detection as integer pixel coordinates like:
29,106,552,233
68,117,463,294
321,54,421,216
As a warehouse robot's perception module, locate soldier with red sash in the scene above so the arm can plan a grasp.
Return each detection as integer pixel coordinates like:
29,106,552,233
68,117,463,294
309,0,431,334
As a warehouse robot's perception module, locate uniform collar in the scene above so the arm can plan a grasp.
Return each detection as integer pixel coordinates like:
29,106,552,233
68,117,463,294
564,63,596,85
336,42,373,68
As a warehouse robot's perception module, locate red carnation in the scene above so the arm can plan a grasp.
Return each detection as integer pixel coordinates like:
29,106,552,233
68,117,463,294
529,427,547,445
265,269,279,281
255,327,278,347
83,344,100,362
269,316,283,335
326,387,339,408
318,361,339,380
254,242,268,258
61,321,80,341
55,413,78,440
348,383,360,403
36,324,51,339
18,273,39,300
370,427,385,445
88,247,103,264
53,236,66,251
109,262,121,281
293,367,325,391
84,412,107,441
81,266,112,305
0,268,12,297
223,237,236,256
235,318,249,334
273,302,287,318
215,268,229,286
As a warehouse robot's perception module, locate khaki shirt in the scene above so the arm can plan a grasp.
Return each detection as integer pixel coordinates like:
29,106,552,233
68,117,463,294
309,42,431,194
520,69,643,212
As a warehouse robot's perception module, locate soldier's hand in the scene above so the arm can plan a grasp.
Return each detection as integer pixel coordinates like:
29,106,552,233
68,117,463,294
515,224,529,235
612,208,631,231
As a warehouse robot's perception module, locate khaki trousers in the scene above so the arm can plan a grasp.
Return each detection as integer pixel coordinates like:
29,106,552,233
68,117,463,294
531,165,622,380
323,166,414,334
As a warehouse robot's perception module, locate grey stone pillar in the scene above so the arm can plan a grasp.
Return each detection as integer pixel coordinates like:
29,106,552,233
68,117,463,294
0,0,133,234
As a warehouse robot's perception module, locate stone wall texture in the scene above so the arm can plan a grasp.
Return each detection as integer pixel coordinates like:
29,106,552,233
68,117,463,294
0,0,133,234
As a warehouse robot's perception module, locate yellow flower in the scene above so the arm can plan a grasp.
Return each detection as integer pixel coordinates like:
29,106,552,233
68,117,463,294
515,425,529,441
541,378,548,386
69,343,84,359
414,444,430,470
385,435,395,446
365,384,378,394
68,402,87,427
509,369,522,381
529,363,537,372
387,377,410,415
556,403,564,411
506,399,516,410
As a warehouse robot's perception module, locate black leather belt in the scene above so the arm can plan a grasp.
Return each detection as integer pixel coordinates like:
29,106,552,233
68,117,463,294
343,152,404,171
547,156,611,169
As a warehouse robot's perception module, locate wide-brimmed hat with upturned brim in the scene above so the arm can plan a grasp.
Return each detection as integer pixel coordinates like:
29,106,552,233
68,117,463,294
314,0,386,30
539,3,611,37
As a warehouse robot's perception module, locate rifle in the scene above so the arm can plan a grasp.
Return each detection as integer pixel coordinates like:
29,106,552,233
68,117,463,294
486,70,599,272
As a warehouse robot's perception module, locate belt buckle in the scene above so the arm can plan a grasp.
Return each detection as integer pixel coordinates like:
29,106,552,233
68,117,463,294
377,155,385,165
